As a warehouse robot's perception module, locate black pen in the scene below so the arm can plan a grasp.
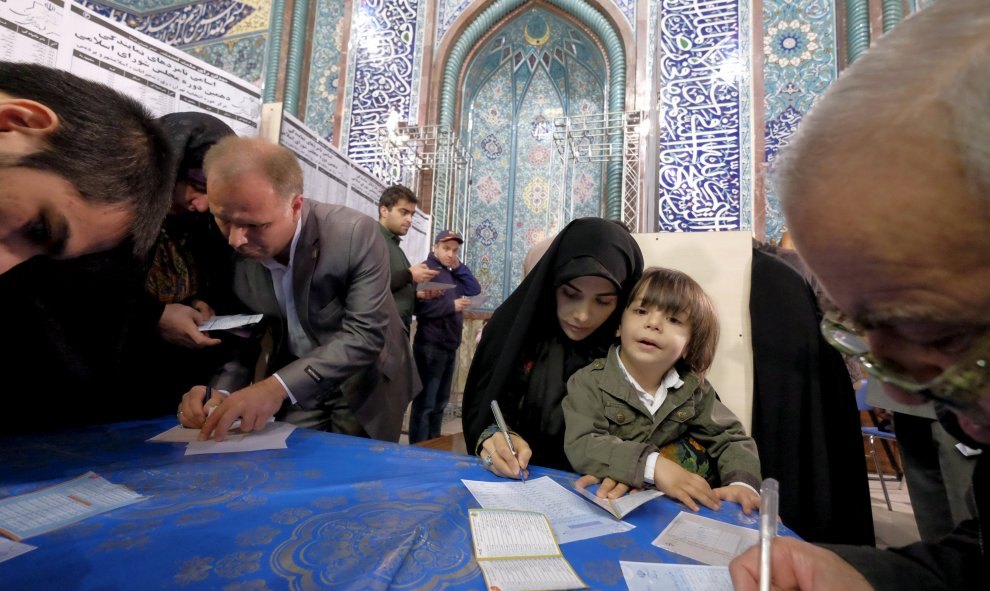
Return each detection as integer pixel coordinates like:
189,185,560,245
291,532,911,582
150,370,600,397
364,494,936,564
204,386,213,418
491,400,526,482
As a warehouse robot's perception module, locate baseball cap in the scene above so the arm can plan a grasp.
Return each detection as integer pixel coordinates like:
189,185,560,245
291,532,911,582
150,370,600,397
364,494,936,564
435,230,464,244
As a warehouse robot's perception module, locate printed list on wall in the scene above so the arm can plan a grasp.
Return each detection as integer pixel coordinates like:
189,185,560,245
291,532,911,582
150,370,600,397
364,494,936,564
0,0,260,137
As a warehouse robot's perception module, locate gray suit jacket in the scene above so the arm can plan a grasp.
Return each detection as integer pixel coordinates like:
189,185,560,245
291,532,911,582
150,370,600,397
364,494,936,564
225,200,418,441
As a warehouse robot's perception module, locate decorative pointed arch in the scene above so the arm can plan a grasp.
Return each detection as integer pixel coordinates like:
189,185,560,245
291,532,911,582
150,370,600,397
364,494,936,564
432,0,631,233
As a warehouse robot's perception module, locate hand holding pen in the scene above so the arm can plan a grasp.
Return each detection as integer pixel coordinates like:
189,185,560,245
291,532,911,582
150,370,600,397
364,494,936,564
482,400,530,481
177,385,225,428
758,478,779,591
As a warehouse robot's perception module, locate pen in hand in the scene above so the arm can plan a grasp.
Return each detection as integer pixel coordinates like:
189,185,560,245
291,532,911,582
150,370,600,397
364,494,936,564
204,386,214,418
490,400,526,482
758,477,779,591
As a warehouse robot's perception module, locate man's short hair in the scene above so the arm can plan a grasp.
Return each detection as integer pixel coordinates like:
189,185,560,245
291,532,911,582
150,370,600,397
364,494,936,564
378,184,418,210
203,136,304,200
0,62,175,258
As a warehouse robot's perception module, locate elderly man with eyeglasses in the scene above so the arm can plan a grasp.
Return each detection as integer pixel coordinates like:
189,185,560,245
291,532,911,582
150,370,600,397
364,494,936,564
729,1,990,590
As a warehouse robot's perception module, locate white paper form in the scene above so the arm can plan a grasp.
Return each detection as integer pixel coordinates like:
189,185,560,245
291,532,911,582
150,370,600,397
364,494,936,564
197,313,263,331
0,0,63,66
417,281,456,292
478,557,587,591
0,537,36,563
471,509,561,558
147,425,246,443
620,561,732,591
184,421,296,456
469,509,586,591
574,485,663,519
462,476,633,544
0,471,146,541
651,511,759,566
466,295,490,310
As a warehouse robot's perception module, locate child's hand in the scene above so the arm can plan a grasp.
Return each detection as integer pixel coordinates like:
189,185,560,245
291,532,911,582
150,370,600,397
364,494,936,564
575,475,637,499
714,484,760,514
653,456,721,511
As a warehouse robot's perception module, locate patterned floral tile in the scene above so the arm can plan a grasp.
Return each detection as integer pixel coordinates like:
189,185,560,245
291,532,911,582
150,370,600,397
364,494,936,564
762,0,836,241
303,0,346,141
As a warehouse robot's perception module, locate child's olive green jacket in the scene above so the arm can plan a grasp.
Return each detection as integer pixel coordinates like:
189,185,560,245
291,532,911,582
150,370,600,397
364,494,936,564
563,345,761,490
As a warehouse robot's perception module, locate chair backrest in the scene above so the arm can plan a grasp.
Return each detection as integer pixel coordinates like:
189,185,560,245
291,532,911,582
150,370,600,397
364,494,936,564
633,231,753,430
855,379,871,412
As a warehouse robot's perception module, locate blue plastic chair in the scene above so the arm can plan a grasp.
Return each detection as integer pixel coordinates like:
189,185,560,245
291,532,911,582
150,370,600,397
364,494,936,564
856,380,903,510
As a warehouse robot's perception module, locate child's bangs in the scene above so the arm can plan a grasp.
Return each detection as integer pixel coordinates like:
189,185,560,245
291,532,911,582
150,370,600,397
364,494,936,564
633,271,700,319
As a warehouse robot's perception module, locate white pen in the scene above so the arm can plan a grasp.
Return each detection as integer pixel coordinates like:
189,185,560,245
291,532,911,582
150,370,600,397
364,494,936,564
759,478,779,591
490,400,526,482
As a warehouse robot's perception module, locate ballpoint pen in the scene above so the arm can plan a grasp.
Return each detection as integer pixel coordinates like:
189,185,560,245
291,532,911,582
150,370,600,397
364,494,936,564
490,400,526,482
204,386,214,418
759,478,779,591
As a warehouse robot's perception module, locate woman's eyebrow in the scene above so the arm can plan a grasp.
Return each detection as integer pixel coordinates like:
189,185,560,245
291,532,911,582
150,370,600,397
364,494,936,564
561,281,617,296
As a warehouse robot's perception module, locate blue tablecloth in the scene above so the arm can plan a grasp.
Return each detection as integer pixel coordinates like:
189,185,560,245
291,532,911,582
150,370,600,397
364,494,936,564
0,418,780,590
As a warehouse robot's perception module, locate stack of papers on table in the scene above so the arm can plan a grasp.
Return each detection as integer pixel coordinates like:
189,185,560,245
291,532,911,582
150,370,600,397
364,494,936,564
462,476,634,543
469,508,586,591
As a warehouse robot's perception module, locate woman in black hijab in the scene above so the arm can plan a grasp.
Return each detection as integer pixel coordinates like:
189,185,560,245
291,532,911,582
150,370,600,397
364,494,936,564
138,112,241,399
462,217,644,475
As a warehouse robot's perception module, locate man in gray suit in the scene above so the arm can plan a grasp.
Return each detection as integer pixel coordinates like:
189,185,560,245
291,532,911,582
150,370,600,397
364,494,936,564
178,137,418,442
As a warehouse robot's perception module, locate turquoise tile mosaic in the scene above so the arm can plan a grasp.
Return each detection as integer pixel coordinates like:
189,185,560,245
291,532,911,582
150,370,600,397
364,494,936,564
302,0,346,141
459,7,606,306
762,0,836,242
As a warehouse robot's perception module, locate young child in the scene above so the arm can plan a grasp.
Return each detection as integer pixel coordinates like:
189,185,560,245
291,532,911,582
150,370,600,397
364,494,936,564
562,267,761,513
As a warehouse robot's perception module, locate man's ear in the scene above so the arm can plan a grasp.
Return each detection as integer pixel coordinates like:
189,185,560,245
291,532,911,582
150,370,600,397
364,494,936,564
378,204,388,220
0,99,59,157
291,193,305,215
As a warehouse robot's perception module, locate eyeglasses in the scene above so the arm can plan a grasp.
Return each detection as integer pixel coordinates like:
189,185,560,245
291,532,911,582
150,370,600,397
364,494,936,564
820,310,990,410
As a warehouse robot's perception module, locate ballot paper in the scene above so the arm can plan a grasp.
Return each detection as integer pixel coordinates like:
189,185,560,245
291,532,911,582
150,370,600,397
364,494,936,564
416,281,456,291
462,476,634,544
0,472,146,541
467,295,490,309
0,538,36,563
469,509,586,591
651,511,759,566
184,422,296,456
620,561,732,591
197,313,263,331
147,425,247,443
574,484,663,519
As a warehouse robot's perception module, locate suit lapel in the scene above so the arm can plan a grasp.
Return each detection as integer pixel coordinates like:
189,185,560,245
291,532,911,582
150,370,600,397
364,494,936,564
292,201,319,333
238,259,280,315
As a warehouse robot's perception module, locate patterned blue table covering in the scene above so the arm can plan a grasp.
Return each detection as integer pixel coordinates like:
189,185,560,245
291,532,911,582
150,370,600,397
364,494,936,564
0,418,782,590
